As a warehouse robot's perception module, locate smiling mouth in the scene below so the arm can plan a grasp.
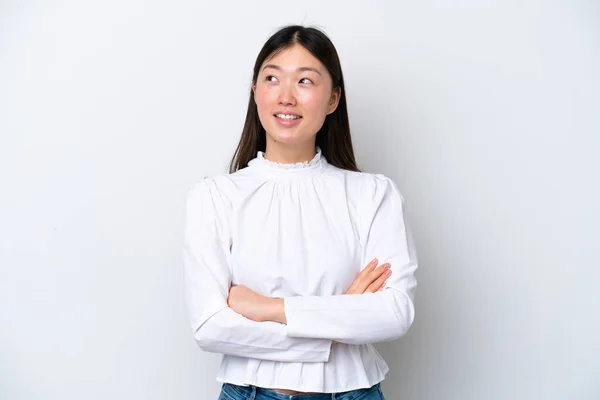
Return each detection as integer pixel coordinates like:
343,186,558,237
274,113,303,120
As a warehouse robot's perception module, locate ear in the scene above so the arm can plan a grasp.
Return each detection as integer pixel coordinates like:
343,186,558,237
326,87,341,115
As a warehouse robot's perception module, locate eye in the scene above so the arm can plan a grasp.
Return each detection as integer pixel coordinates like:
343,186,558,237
265,75,278,82
299,78,313,84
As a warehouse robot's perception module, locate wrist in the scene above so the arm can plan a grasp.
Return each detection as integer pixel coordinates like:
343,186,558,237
265,297,286,324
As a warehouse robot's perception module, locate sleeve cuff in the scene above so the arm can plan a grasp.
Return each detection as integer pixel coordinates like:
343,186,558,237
284,296,321,339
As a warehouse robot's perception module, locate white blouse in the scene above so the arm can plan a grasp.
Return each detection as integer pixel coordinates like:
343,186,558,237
182,147,418,393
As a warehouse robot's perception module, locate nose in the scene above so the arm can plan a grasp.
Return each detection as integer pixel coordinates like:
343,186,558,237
277,82,296,106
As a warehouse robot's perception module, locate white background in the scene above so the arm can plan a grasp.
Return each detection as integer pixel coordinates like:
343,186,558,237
1,1,598,399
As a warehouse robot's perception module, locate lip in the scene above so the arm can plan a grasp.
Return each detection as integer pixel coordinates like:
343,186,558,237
273,110,302,117
273,113,303,127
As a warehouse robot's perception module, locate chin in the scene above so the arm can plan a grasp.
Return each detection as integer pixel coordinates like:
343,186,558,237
267,129,310,145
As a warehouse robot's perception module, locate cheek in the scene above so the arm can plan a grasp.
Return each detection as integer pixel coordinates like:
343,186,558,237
255,87,276,108
299,93,330,118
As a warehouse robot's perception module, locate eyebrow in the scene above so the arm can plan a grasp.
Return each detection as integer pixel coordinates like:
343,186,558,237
262,64,323,77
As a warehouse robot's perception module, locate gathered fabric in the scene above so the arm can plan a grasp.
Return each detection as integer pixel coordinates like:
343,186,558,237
183,147,418,393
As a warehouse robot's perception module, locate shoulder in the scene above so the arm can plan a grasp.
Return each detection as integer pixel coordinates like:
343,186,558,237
187,173,226,195
185,173,235,208
186,167,260,208
324,164,404,204
363,173,404,203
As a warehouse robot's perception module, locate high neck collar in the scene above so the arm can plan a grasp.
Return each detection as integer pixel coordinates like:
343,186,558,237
247,147,327,177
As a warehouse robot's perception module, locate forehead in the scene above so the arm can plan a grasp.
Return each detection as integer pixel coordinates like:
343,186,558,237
261,44,325,72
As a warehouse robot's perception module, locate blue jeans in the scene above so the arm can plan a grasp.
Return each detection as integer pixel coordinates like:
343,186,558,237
218,382,385,400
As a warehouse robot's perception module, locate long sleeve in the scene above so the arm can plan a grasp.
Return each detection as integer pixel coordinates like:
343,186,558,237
283,175,418,345
183,178,332,362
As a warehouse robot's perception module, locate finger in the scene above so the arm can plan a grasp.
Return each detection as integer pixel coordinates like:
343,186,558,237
378,271,392,290
366,268,392,293
355,262,389,293
369,272,390,293
358,258,378,277
345,258,379,294
367,263,390,282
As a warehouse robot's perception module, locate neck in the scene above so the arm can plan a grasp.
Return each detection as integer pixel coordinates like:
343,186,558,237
263,138,317,164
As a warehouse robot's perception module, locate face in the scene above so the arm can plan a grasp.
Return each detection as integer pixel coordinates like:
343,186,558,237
252,44,340,147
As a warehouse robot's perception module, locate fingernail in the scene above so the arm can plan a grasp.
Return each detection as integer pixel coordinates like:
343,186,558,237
385,270,392,276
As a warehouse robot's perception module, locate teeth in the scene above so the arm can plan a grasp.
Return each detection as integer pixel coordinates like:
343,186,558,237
275,114,301,120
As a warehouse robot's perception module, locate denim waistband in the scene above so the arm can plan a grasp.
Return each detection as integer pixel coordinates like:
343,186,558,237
223,382,380,400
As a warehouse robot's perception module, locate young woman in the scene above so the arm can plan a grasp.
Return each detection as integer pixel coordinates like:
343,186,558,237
183,25,418,400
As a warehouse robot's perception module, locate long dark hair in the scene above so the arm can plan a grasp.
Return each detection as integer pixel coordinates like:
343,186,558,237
229,25,359,173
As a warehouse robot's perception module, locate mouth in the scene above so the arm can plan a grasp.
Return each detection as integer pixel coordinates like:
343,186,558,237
273,113,303,126
273,113,303,121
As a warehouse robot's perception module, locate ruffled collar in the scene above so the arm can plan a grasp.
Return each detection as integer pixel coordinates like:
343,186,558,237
248,147,326,176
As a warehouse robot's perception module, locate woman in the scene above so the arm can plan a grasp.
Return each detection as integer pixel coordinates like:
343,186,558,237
183,25,418,400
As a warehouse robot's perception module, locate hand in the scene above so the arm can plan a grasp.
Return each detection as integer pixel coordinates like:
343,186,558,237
227,284,285,323
344,258,391,294
332,259,392,345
